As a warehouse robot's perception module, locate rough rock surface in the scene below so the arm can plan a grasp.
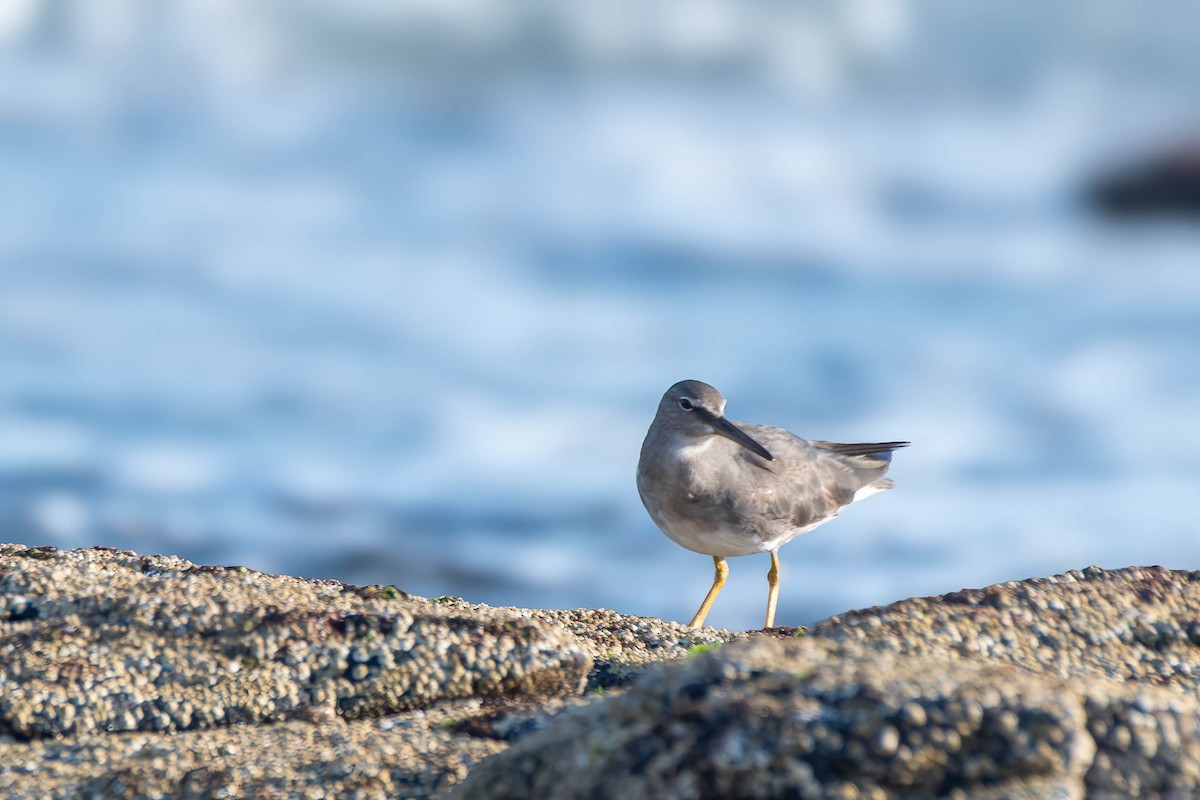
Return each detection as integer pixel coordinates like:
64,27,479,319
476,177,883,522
427,598,743,689
815,565,1200,689
0,544,591,739
451,639,1100,800
0,544,734,797
452,566,1200,800
0,703,510,800
5,546,1200,799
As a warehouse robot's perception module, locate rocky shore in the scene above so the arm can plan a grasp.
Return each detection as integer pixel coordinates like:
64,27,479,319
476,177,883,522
1,545,1198,798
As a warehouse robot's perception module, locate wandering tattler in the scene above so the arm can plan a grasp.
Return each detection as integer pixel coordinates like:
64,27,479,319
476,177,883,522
637,380,907,629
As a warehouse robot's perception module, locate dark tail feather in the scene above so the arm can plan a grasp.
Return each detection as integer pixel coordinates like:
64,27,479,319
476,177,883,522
816,441,910,462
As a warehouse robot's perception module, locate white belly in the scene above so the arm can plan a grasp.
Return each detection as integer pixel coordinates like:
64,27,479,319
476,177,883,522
650,508,833,557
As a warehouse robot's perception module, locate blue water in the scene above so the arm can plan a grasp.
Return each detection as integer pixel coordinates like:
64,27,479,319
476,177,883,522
2,1,1200,628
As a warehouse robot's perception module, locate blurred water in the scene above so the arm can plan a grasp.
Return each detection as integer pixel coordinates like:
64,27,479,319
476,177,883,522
2,0,1200,628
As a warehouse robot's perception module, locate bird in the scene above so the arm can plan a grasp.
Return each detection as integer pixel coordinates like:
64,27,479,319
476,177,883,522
637,379,907,629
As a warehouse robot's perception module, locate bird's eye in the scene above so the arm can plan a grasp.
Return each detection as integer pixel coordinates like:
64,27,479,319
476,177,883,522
678,398,694,411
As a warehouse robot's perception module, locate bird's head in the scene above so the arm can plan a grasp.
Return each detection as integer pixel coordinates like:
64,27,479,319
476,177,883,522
655,380,774,461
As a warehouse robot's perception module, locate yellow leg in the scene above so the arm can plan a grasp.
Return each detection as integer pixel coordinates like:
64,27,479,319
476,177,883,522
688,556,728,628
764,550,780,629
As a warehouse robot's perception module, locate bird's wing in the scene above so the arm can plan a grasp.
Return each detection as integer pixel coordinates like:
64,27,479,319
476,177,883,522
732,424,889,530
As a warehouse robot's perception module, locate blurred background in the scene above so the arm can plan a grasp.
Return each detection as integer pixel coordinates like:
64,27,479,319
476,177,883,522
2,0,1199,629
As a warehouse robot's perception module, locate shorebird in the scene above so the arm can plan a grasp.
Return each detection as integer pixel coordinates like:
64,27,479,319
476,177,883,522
637,380,907,629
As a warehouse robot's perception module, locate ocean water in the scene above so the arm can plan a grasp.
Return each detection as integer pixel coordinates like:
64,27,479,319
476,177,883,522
2,0,1199,629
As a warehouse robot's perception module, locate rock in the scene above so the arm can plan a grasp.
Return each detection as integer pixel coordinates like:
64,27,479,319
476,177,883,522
427,599,742,689
1087,143,1200,218
0,544,590,739
0,703,510,800
6,546,1200,799
814,565,1200,689
448,638,1098,800
0,543,736,797
1081,684,1200,797
451,566,1200,800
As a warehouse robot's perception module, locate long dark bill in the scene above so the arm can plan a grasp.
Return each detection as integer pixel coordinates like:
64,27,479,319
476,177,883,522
702,412,774,461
